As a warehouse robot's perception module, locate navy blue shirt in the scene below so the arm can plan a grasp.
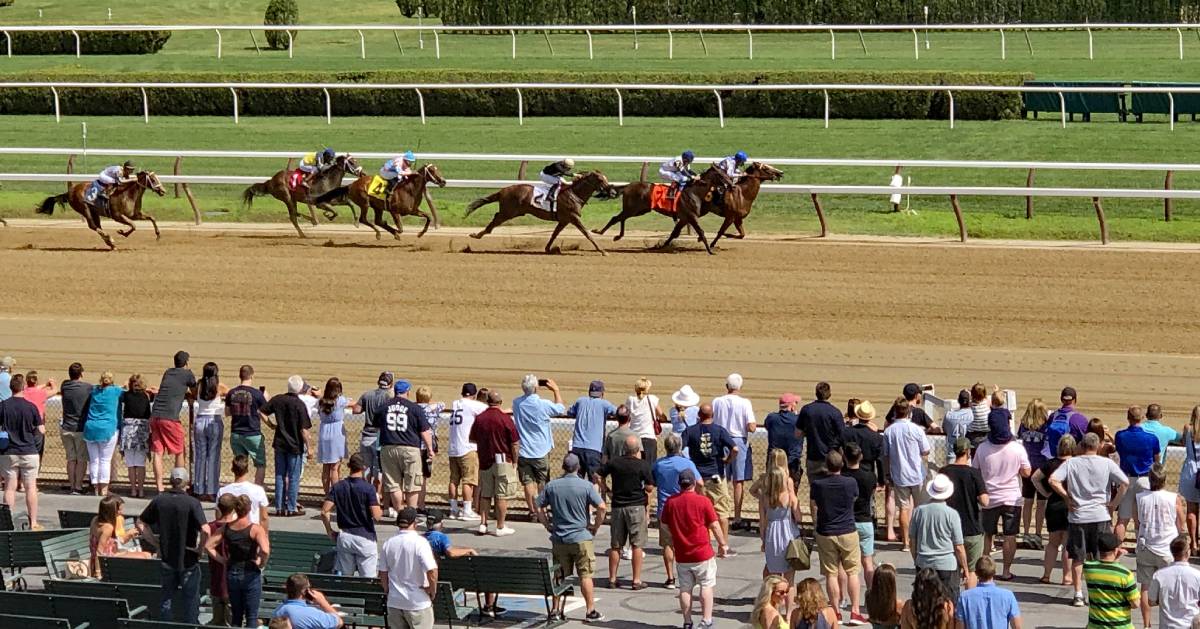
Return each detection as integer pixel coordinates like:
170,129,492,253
1115,424,1161,477
0,397,43,455
327,476,379,541
764,410,803,465
810,473,858,536
372,396,430,447
798,400,846,461
682,422,735,479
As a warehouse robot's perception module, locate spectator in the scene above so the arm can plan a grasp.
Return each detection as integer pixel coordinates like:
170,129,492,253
414,386,444,511
513,374,565,516
884,383,933,431
712,374,755,530
316,377,350,496
0,373,44,528
865,564,903,629
846,398,863,427
271,619,291,629
272,574,343,629
661,469,728,629
447,382,485,521
83,371,122,497
320,453,382,577
1050,432,1130,606
119,374,153,498
1089,418,1118,458
20,370,55,420
1116,405,1162,543
1045,386,1089,448
910,473,971,600
900,568,955,629
1032,435,1075,585
88,495,150,578
1083,532,1140,629
423,510,479,559
883,397,931,552
355,372,393,503
1017,398,1049,544
670,385,701,437
379,508,438,629
791,577,841,629
751,574,791,629
469,390,519,536
599,435,655,589
760,449,802,604
0,357,11,402
811,450,862,625
1179,406,1200,552
844,443,878,593
202,494,235,625
844,401,884,486
628,377,666,464
225,365,269,486
942,390,974,444
940,437,990,572
799,381,845,480
652,433,700,590
534,453,607,622
1142,404,1179,465
371,379,433,513
603,405,637,464
972,400,1031,581
192,362,227,501
764,393,804,487
149,351,198,493
1148,536,1200,629
217,454,271,528
966,383,992,447
954,556,1021,629
567,380,617,485
261,375,314,517
206,494,270,628
60,362,91,495
682,403,738,546
1135,464,1185,628
138,467,206,624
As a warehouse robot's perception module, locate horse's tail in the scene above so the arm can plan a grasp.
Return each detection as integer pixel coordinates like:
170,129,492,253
464,191,501,217
36,193,68,215
313,185,350,207
241,181,271,208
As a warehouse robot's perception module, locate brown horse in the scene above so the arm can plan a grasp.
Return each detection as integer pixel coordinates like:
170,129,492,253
464,171,611,255
241,154,363,237
703,162,784,246
313,164,446,240
656,167,734,255
36,171,166,250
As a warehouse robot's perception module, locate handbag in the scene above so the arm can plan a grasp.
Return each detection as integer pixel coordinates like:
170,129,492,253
785,536,811,571
647,397,663,436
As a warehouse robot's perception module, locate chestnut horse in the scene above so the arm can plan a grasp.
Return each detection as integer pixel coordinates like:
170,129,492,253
703,162,784,246
36,171,166,250
464,171,611,255
241,154,363,238
656,166,733,255
314,164,447,240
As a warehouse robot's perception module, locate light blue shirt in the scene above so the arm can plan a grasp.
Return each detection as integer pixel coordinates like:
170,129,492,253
943,407,973,443
512,393,565,459
670,406,699,434
652,455,700,513
955,581,1020,629
0,372,10,402
567,396,616,453
273,599,341,629
882,419,932,488
1144,420,1181,464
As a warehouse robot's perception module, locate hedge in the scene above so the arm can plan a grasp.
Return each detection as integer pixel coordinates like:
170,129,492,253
0,31,170,55
0,70,1028,120
264,0,299,51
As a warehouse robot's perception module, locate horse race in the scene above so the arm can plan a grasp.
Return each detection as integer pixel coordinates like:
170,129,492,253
4,0,1200,627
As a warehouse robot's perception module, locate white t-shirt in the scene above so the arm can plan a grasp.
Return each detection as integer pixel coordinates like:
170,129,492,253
448,398,487,457
626,394,660,439
217,481,270,525
1150,562,1200,629
1136,489,1179,559
711,393,755,440
380,529,437,611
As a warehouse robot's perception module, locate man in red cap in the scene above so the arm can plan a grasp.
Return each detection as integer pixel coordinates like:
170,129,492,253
764,393,803,487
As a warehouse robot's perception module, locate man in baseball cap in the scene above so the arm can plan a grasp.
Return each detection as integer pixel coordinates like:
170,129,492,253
567,379,617,483
1044,386,1089,456
447,382,485,521
137,466,206,624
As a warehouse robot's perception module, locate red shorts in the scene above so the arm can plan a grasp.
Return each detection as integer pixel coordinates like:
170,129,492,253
149,418,185,455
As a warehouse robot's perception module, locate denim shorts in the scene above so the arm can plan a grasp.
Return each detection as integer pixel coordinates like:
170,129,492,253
855,522,875,557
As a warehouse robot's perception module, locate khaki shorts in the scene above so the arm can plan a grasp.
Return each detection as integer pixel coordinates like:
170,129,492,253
61,432,88,463
1137,549,1171,585
518,456,550,486
893,484,921,509
703,477,733,519
0,454,39,484
552,540,596,579
963,534,985,572
611,505,648,548
449,452,479,487
381,445,423,494
678,558,717,591
479,463,520,500
1119,476,1152,520
658,520,674,548
816,532,862,576
387,606,433,629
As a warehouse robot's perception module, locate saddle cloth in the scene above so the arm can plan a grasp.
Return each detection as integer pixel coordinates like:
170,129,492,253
368,175,389,200
531,183,556,211
287,170,305,191
84,181,104,204
650,184,679,214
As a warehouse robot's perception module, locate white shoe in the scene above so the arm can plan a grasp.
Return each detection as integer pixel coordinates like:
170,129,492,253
477,524,489,535
386,508,398,519
621,547,632,560
494,527,515,537
461,508,480,521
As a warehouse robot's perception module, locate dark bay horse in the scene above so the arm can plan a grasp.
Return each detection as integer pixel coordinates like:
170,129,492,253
314,164,446,240
703,161,784,246
464,171,611,255
657,167,733,255
241,154,363,237
36,171,166,250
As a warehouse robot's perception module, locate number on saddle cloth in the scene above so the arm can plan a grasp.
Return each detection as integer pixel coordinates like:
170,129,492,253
650,184,679,214
533,183,557,211
84,181,103,205
368,175,389,200
287,170,306,190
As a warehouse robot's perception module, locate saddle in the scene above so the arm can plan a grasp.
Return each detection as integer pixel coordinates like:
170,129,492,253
531,183,557,211
650,184,680,214
287,170,306,191
368,175,389,200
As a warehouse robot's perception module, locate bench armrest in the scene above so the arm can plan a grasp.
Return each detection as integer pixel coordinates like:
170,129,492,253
128,605,148,618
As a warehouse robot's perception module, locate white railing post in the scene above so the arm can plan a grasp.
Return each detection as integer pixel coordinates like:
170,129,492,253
1000,29,1006,60
415,88,426,125
615,88,623,126
668,29,674,59
433,31,440,60
3,31,10,57
72,30,80,58
516,88,523,126
586,30,593,60
287,30,294,59
830,29,836,60
1178,28,1184,60
230,87,239,124
358,29,365,59
713,89,724,128
1169,92,1176,131
51,86,60,123
215,28,222,59
947,90,954,129
912,29,920,60
323,88,331,124
417,8,424,49
510,30,516,59
747,29,753,60
141,87,149,123
632,6,639,50
823,89,830,128
1087,27,1093,60
1059,91,1066,128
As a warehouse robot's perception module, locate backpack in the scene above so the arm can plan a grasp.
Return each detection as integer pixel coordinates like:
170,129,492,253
1043,411,1071,458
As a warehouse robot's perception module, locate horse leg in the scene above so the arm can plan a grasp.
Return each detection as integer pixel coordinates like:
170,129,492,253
660,217,687,249
356,201,381,240
593,213,621,236
734,215,747,239
144,213,161,240
571,217,607,256
287,200,306,238
711,215,735,248
112,212,136,238
470,210,512,239
544,222,569,254
88,206,115,250
416,210,432,238
690,216,714,255
306,201,320,226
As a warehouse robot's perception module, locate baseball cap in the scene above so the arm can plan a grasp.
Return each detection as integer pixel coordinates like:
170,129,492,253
394,379,412,395
378,372,394,388
778,393,800,406
678,469,696,487
953,436,972,456
589,380,605,397
461,382,478,397
170,467,189,482
1061,386,1078,401
425,509,445,528
396,507,419,527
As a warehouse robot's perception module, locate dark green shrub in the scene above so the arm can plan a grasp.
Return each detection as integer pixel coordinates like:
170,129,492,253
0,31,170,55
264,0,299,50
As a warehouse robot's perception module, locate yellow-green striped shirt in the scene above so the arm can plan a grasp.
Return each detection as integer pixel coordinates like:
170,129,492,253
1083,560,1140,629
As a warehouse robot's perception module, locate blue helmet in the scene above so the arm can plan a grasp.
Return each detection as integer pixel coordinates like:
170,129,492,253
404,150,415,162
734,151,747,163
681,150,695,162
322,147,335,160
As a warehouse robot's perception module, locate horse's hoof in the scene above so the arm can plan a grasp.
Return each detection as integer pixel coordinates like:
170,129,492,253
599,251,609,257
591,229,603,235
469,233,483,239
613,235,623,242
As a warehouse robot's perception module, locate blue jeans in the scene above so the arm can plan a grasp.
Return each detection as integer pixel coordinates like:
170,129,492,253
226,566,263,627
274,450,303,513
159,562,201,623
192,414,223,495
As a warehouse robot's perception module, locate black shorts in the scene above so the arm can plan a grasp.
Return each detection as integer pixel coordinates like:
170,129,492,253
1068,521,1112,562
572,447,603,480
982,505,1021,536
1045,501,1069,533
1021,477,1039,500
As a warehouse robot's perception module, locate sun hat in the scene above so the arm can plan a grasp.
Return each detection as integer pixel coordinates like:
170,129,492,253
926,473,955,501
672,385,700,408
854,400,877,421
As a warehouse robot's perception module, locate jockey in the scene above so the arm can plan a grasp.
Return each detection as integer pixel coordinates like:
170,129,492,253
298,147,337,188
711,151,747,209
539,158,575,212
659,150,697,192
93,160,137,208
380,150,416,195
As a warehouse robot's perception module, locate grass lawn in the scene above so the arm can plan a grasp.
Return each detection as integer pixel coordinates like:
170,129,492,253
2,114,1200,242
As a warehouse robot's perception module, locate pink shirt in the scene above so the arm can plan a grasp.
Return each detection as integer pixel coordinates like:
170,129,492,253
972,440,1031,507
22,388,49,418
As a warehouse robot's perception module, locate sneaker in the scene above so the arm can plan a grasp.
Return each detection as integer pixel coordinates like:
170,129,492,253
698,620,714,629
584,610,605,623
461,508,480,520
664,578,677,590
683,623,694,629
549,610,566,622
386,508,398,519
491,605,507,616
477,524,489,535
1072,593,1085,607
621,547,632,560
847,612,869,626
723,548,739,558
494,527,515,537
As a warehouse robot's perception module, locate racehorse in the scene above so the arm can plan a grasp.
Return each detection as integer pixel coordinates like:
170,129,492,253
656,167,733,255
702,162,784,246
240,154,363,238
36,170,167,250
464,171,611,255
313,164,446,240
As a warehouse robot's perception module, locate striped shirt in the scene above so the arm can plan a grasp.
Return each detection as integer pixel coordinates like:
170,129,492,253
1083,560,1140,629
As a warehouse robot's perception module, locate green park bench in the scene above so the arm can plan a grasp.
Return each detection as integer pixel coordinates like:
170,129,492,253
57,510,97,530
0,591,146,629
432,581,477,628
119,621,209,629
0,528,87,577
100,556,211,588
0,612,83,629
265,530,333,577
41,529,92,580
263,572,387,616
46,580,175,621
438,551,571,622
0,504,14,531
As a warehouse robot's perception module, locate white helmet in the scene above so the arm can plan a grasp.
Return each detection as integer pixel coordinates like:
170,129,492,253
563,158,575,169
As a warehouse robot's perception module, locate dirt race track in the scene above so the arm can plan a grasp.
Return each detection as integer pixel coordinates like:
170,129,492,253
2,219,1200,425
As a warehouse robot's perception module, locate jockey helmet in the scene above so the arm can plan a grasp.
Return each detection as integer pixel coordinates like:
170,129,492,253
122,160,136,170
681,150,695,162
563,158,575,169
404,150,415,162
734,151,748,163
322,147,335,160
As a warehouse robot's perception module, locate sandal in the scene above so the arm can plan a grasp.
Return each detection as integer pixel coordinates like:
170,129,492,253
1039,577,1052,585
607,580,619,589
997,574,1015,582
630,582,649,591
